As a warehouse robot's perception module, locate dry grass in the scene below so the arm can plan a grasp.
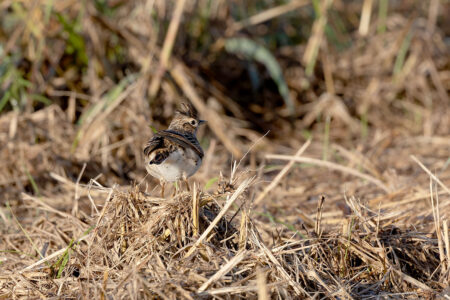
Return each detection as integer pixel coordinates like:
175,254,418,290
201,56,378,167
1,0,449,299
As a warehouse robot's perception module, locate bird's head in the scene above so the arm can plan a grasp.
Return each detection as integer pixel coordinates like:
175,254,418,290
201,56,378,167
168,103,206,134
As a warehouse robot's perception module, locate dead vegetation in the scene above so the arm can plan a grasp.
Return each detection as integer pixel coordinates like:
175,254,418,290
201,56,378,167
1,0,449,299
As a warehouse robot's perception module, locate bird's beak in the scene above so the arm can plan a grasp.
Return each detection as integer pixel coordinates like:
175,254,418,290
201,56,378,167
199,120,207,125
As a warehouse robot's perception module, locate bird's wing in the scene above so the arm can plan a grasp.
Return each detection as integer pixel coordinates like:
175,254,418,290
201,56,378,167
143,135,163,156
143,135,171,164
159,130,204,158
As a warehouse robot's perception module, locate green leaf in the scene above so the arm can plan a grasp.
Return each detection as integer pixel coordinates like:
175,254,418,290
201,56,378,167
55,12,88,66
204,177,218,190
150,125,158,133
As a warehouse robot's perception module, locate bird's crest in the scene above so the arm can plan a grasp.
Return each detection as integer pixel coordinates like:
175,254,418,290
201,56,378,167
176,103,198,119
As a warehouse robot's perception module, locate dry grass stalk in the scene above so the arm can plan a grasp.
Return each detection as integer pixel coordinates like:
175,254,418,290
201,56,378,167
148,0,187,99
302,0,333,73
255,138,311,205
238,209,248,250
228,0,310,34
412,155,450,195
170,63,243,158
321,44,335,95
392,269,433,292
332,143,382,179
185,177,252,258
20,233,91,272
203,282,283,296
192,183,199,237
358,0,374,36
426,0,440,33
197,250,246,292
256,267,269,300
430,178,447,276
266,154,389,192
72,162,87,216
249,225,307,296
314,196,325,237
444,220,450,278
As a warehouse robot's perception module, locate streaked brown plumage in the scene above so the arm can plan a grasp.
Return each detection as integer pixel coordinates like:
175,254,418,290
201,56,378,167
144,103,206,197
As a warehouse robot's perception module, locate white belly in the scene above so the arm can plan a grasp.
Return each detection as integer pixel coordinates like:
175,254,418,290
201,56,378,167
146,148,202,182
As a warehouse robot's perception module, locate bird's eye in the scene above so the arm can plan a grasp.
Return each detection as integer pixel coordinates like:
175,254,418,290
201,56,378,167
190,120,197,126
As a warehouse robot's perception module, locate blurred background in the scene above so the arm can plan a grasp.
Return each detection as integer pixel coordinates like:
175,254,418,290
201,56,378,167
0,0,449,208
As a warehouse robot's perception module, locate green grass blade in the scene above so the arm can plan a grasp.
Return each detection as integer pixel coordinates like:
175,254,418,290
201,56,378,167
55,12,88,66
72,74,137,150
0,91,11,113
393,31,413,77
53,226,93,278
56,239,73,278
150,125,158,133
204,177,218,190
312,0,321,18
7,202,46,263
76,74,136,126
377,0,388,34
225,37,295,116
259,211,306,239
24,165,40,196
30,94,52,106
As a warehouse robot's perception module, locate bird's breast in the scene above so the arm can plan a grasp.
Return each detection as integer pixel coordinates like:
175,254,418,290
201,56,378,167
146,148,202,182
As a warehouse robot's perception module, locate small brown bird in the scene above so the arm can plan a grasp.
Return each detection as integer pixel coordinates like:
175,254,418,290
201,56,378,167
143,103,206,197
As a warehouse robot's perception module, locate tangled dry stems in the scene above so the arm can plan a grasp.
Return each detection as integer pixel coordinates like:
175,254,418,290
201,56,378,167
1,170,449,298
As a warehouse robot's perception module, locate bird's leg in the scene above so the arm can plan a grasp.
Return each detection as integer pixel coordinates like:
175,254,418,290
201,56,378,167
160,179,165,198
184,178,191,192
172,181,179,197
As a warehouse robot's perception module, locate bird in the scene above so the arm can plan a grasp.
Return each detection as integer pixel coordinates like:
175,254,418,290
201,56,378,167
143,103,206,197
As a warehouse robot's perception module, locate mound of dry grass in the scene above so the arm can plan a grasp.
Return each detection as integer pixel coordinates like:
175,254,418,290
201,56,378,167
1,158,449,298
